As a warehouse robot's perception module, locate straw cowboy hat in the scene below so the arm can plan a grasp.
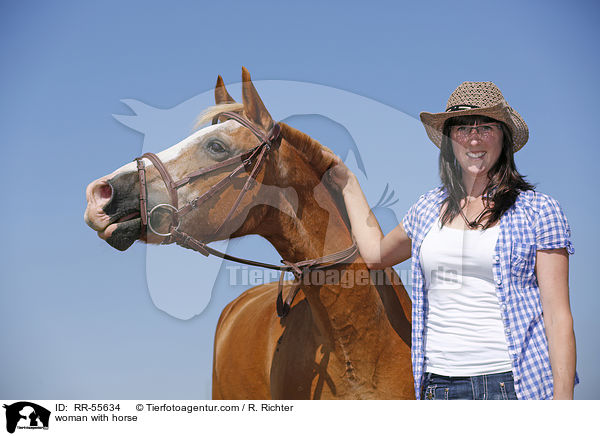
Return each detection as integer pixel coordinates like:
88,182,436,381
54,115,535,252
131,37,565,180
420,81,529,152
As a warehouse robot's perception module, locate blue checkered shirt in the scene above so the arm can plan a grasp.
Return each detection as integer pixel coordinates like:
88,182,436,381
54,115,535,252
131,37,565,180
402,186,575,400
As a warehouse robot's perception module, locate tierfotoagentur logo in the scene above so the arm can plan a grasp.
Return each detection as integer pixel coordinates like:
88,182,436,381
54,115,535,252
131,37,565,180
3,402,50,434
226,265,415,288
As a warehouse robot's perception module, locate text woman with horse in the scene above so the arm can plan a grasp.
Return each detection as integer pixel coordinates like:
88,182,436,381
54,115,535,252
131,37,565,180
327,81,577,399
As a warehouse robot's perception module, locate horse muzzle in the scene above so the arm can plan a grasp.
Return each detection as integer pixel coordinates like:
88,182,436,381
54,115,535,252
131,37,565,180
84,170,144,251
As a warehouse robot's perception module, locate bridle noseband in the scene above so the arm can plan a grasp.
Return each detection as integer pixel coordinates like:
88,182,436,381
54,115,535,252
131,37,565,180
134,111,358,317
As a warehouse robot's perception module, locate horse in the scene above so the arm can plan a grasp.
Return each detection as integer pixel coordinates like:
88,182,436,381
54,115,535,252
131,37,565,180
84,67,414,399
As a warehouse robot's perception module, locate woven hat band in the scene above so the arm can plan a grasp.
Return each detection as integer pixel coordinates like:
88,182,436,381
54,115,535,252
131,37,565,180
446,104,480,112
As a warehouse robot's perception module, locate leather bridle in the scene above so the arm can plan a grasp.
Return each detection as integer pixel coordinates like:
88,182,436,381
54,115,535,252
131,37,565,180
134,111,358,317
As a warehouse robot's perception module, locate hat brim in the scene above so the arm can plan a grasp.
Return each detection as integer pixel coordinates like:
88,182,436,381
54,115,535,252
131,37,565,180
419,102,529,152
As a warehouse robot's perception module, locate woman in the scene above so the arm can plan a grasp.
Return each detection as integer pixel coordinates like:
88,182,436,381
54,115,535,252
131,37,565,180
327,81,577,400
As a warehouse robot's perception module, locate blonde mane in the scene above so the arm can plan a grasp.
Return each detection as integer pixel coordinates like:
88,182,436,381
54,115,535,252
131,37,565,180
194,103,244,129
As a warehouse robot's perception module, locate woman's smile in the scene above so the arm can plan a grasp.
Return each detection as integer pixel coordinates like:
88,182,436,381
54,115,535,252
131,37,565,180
466,151,486,159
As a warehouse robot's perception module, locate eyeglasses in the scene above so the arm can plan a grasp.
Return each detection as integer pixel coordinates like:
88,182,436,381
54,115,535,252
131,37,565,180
450,123,501,140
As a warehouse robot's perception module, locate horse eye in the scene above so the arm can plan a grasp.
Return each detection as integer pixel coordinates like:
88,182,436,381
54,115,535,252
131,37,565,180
206,141,228,155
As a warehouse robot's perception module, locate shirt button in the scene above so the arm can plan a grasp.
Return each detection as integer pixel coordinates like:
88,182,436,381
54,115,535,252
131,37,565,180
496,279,502,285
494,255,500,262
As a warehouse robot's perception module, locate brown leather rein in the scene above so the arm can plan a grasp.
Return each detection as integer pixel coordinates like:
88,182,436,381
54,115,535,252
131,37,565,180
134,111,358,317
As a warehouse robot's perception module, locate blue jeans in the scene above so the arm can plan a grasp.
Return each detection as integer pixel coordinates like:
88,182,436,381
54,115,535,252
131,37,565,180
422,371,518,400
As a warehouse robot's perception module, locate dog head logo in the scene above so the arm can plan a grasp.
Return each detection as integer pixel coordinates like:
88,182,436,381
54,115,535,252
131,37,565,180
3,402,50,433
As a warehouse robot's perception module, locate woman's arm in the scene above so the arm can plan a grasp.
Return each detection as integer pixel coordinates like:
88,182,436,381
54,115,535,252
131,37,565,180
536,248,576,400
326,156,411,269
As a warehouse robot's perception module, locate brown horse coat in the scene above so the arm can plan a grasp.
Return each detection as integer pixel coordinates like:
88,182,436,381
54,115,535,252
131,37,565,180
211,70,414,399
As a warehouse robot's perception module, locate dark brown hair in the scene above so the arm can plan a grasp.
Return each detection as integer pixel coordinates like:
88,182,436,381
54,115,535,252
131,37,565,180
438,115,535,229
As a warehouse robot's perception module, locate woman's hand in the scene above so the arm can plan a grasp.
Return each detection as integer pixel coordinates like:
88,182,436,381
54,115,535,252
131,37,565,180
322,149,354,191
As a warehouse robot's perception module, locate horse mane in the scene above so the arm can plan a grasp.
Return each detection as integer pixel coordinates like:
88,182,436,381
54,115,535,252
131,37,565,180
194,103,244,129
279,122,352,229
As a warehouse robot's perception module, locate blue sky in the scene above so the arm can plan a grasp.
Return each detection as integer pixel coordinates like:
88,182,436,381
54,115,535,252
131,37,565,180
1,0,598,399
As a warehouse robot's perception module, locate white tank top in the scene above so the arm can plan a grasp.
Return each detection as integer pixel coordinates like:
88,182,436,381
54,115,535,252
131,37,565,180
419,219,512,376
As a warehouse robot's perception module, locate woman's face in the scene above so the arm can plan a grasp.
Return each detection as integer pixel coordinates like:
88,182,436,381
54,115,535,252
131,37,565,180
450,119,504,182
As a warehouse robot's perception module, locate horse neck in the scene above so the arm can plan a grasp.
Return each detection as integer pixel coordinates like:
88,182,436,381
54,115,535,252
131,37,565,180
259,177,353,262
257,124,354,261
258,129,402,365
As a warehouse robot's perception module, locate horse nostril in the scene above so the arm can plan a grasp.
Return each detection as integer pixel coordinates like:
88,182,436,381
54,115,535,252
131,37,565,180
99,183,112,199
91,180,113,204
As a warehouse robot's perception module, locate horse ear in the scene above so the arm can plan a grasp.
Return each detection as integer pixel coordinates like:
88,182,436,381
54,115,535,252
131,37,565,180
215,75,236,104
241,66,273,130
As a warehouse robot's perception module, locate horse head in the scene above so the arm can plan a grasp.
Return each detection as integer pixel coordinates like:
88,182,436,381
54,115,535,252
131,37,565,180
84,67,342,258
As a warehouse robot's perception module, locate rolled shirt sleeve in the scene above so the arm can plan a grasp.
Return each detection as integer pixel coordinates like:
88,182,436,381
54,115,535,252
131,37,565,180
534,194,574,255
